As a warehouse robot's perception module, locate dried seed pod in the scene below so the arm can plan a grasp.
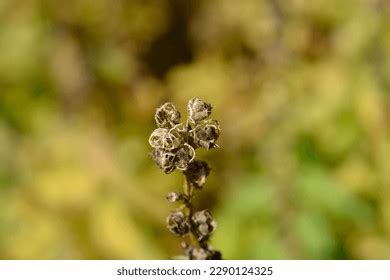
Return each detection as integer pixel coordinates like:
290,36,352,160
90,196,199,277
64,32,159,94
181,242,194,259
149,128,168,149
149,128,183,151
183,242,222,260
184,161,210,188
151,149,176,174
190,247,211,260
175,144,196,171
192,210,216,238
187,97,212,123
190,120,220,149
166,192,182,203
155,102,181,128
166,210,190,236
184,246,216,260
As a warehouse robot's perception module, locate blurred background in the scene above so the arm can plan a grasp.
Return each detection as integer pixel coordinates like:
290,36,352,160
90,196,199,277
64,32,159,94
0,0,390,259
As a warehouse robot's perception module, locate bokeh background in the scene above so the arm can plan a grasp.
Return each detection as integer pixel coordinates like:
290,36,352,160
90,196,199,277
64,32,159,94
0,0,390,259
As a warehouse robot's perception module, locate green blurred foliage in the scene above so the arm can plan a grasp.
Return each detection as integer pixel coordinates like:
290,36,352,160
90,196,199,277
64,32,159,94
0,0,389,259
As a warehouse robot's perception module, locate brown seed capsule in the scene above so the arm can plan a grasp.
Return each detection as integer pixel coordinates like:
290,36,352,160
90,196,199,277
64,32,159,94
184,161,210,188
181,242,194,259
192,210,216,238
190,247,211,260
166,210,190,236
190,120,220,149
151,149,176,174
175,144,196,171
149,128,183,151
155,102,181,128
182,243,222,260
166,192,182,203
187,97,212,123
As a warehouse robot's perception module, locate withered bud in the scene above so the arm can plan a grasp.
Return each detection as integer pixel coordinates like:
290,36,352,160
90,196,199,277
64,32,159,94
166,192,183,203
190,120,220,149
151,149,176,174
187,97,212,123
184,161,210,188
167,210,190,236
175,144,196,171
155,102,181,128
192,210,216,238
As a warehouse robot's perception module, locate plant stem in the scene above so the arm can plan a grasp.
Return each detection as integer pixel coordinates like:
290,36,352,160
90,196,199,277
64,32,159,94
183,173,199,246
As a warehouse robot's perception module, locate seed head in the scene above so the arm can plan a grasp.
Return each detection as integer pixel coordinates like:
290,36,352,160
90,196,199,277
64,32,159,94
187,97,212,123
150,99,221,259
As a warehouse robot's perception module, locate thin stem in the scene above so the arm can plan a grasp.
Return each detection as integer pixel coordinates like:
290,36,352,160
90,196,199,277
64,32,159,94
183,173,191,198
183,173,199,246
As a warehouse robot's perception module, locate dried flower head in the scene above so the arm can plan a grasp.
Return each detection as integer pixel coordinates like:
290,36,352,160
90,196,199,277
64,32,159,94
166,210,190,236
184,161,210,188
187,97,213,123
192,210,216,238
155,102,181,128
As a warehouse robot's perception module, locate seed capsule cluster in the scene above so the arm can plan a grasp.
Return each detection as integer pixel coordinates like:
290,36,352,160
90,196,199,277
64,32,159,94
149,97,222,260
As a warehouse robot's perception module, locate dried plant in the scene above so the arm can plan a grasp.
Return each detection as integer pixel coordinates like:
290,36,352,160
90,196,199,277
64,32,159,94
149,97,222,260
